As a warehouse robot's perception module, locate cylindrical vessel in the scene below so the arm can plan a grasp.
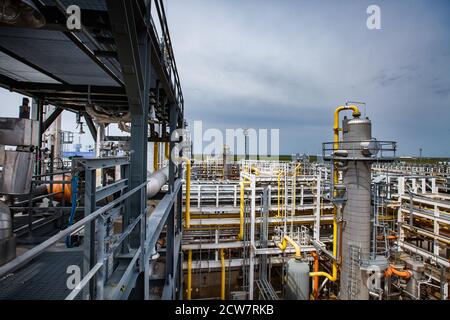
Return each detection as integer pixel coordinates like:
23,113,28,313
0,202,15,266
339,118,372,300
284,259,310,300
0,202,12,240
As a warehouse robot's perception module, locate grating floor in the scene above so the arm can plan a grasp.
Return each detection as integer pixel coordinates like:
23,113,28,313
0,250,83,300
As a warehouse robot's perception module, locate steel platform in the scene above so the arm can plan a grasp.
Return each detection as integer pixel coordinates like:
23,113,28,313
0,249,83,300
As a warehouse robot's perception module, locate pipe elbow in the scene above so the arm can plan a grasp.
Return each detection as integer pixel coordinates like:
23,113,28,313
309,271,337,282
277,236,301,259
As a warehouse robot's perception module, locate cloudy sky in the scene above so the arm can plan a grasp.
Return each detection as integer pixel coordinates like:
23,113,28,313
165,0,450,157
1,0,449,156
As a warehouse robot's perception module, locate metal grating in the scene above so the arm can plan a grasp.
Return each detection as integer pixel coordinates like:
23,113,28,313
0,250,83,300
0,28,118,86
0,51,59,83
40,0,107,11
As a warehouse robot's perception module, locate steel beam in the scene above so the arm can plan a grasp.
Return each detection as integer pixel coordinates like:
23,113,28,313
42,107,63,132
83,112,98,142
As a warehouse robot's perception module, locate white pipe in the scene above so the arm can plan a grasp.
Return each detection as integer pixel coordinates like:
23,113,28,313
146,166,170,198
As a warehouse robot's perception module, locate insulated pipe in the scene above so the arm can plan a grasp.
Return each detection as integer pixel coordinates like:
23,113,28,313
153,142,159,172
187,249,192,299
220,248,226,300
277,235,301,259
310,105,362,283
147,166,170,198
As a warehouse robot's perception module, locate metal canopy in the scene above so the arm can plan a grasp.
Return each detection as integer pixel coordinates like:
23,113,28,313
0,0,184,120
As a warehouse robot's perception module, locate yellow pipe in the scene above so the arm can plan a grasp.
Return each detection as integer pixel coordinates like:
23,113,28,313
333,105,361,146
250,166,260,175
153,142,159,172
309,105,361,282
277,171,283,217
220,248,225,300
187,249,192,299
181,157,191,229
165,141,170,159
277,235,301,259
238,178,250,240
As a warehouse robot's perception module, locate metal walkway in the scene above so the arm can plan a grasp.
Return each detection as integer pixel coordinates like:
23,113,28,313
0,249,82,300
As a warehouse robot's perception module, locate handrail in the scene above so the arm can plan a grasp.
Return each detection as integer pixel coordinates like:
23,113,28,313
0,181,147,278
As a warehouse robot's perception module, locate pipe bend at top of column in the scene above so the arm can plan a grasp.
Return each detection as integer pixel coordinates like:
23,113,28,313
333,105,362,135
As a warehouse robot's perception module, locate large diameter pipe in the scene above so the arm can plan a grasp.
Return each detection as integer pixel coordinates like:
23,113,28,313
147,166,170,198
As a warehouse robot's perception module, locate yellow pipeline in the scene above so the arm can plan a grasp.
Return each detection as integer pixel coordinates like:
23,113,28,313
187,249,192,299
309,104,361,282
181,157,191,229
243,165,260,176
333,105,361,145
238,178,251,240
220,248,225,300
165,141,170,159
153,142,159,172
277,170,283,217
277,235,301,259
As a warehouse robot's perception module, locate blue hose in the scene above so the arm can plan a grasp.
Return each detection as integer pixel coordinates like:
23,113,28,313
65,175,79,248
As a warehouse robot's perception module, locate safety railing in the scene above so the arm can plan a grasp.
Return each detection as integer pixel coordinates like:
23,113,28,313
322,140,397,161
150,0,184,112
0,157,147,300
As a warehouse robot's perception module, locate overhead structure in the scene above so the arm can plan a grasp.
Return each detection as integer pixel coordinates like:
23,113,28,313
0,0,186,300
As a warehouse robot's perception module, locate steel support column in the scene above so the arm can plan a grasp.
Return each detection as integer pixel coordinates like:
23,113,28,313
106,0,151,249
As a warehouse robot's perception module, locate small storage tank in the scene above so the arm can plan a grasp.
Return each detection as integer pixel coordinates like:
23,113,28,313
284,259,310,300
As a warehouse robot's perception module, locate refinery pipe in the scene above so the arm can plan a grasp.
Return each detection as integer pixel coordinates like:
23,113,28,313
220,248,226,300
311,251,319,299
179,157,191,229
385,265,412,279
238,178,250,240
153,142,159,172
277,235,301,259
